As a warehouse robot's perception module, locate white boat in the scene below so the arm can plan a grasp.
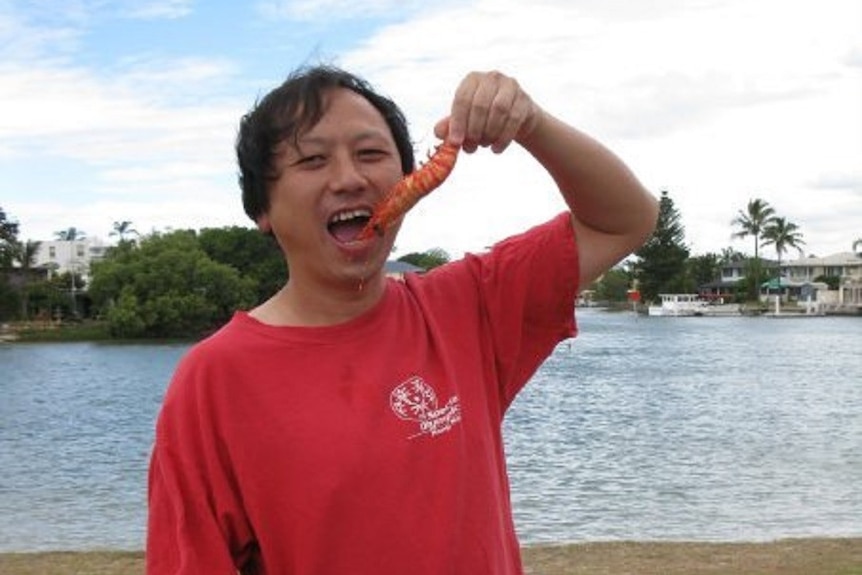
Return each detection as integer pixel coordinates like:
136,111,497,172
648,294,741,317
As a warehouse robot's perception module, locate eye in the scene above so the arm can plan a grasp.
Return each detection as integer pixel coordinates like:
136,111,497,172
294,154,326,168
358,148,388,162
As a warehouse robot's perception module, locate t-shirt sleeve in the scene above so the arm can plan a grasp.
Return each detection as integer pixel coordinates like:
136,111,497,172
469,212,580,409
146,348,257,575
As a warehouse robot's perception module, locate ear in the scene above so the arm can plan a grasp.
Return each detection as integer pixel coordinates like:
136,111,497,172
256,214,272,234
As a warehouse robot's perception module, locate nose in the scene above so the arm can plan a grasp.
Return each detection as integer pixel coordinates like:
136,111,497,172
327,152,367,194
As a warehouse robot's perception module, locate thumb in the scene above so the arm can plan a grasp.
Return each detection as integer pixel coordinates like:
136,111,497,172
433,117,450,141
434,116,464,147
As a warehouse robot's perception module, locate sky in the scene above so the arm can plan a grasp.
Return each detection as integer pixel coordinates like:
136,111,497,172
1,0,860,261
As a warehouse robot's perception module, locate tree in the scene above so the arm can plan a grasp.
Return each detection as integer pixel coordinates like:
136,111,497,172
197,226,287,304
0,276,19,320
55,227,86,242
854,238,862,254
0,207,21,267
54,227,87,317
731,198,775,260
718,247,745,265
110,220,139,243
591,266,632,302
12,239,41,269
814,274,840,290
686,253,721,289
762,217,805,283
89,229,257,338
633,190,690,303
11,239,42,319
731,198,775,300
397,248,450,270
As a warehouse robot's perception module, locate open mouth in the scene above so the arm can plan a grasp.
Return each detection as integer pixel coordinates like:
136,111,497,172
327,209,372,243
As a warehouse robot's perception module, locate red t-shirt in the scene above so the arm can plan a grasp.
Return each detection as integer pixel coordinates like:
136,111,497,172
147,213,579,574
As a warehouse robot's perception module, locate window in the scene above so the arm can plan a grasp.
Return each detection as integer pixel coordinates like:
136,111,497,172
49,246,56,258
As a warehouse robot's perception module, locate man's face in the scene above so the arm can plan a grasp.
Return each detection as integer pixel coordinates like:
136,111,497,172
259,88,404,290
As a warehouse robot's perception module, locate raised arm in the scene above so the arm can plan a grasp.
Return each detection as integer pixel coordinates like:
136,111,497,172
436,70,658,286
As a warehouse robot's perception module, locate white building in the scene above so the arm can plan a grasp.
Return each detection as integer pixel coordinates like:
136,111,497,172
702,251,862,311
782,252,862,309
32,237,109,282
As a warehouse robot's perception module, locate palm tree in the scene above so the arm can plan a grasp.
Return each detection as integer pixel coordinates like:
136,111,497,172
731,199,775,260
12,239,41,319
54,227,86,318
762,217,805,299
731,198,775,301
54,227,85,242
13,239,41,269
110,220,139,243
718,247,744,265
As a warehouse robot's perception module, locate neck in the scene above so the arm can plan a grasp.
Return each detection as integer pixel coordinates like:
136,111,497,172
251,272,387,327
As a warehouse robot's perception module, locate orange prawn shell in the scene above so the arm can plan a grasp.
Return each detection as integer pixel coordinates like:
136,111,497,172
359,142,459,239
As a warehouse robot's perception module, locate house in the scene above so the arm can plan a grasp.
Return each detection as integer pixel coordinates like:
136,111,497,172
696,252,862,312
32,237,109,282
697,258,778,301
384,260,425,279
782,252,862,310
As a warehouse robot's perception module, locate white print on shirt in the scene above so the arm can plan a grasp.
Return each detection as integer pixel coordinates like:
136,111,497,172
390,376,461,439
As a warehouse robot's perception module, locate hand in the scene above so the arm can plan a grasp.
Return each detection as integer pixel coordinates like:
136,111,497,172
434,71,541,154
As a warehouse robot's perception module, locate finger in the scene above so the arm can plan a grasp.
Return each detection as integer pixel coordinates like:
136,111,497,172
491,89,533,153
483,77,519,151
433,117,450,142
462,73,501,150
448,73,481,147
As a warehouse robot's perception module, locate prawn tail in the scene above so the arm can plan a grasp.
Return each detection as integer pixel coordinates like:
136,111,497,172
358,142,460,239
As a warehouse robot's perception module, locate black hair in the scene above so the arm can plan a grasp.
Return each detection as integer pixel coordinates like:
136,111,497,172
236,65,415,222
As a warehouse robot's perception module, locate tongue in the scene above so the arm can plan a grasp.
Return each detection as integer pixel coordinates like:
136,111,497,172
329,219,368,243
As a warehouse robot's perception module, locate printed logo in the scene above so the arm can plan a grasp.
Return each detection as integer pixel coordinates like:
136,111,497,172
390,376,461,439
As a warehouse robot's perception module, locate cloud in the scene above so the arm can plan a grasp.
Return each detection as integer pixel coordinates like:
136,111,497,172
845,45,862,68
256,0,431,21
0,4,84,60
4,0,860,262
122,0,194,20
0,59,242,165
809,171,862,192
336,0,861,259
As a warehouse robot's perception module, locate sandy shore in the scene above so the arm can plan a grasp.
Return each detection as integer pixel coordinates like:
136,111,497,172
1,538,860,574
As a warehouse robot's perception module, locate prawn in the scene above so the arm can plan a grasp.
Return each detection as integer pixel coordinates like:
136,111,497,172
358,142,459,239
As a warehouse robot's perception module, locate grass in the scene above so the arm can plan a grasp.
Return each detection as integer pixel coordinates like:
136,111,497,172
1,538,861,575
521,538,862,575
9,320,112,342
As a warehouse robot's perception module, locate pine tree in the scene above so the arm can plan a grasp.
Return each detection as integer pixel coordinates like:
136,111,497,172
0,207,21,267
634,190,690,303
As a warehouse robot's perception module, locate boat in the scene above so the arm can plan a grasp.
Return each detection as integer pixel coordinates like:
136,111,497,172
648,294,741,317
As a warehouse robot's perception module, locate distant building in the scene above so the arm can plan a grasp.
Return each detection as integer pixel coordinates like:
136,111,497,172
782,252,862,282
699,252,862,311
698,258,778,301
385,260,425,279
782,252,862,309
32,237,109,282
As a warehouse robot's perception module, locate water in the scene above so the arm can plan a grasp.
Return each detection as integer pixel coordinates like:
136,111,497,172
0,342,189,552
505,310,862,543
1,311,860,551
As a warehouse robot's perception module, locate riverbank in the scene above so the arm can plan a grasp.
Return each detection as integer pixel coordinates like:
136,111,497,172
1,538,861,574
0,319,111,342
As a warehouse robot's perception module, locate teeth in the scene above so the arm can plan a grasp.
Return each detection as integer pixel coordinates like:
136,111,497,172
330,209,371,224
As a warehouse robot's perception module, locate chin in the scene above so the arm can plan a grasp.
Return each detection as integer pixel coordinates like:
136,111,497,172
328,250,381,285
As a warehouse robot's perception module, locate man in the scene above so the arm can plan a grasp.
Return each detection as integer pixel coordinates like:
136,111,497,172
147,65,658,574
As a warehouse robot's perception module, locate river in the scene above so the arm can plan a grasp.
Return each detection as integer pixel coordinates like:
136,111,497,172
1,309,860,551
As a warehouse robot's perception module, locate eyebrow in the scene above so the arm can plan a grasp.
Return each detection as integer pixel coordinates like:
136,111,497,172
295,129,391,149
